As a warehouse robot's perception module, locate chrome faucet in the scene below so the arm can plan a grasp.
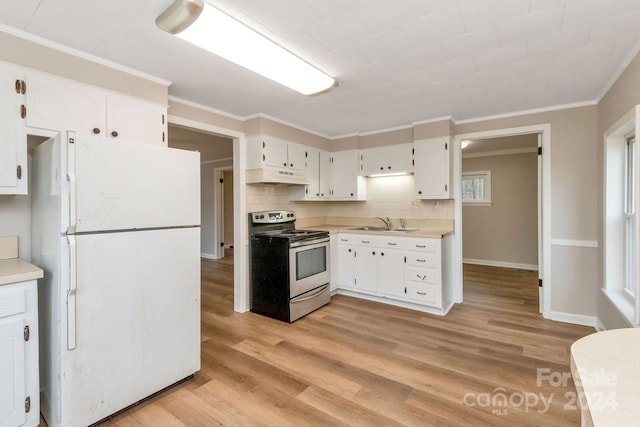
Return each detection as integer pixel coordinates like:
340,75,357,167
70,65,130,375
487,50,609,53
400,218,406,230
376,216,392,230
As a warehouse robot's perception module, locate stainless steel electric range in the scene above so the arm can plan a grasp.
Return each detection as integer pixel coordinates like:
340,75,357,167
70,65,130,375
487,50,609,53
248,210,330,322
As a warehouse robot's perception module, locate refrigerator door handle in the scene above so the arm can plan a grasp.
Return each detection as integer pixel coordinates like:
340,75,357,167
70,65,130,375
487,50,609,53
67,235,77,350
67,130,77,234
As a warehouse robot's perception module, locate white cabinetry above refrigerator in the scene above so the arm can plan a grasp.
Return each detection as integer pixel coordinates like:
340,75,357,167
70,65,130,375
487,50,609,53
25,71,168,146
0,62,27,195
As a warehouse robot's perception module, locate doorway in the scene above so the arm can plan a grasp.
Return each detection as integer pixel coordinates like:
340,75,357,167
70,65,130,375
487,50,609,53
168,124,234,260
454,124,551,318
460,134,540,310
214,167,234,259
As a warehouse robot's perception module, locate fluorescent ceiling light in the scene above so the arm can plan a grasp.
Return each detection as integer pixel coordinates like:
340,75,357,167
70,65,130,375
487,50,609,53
156,0,337,96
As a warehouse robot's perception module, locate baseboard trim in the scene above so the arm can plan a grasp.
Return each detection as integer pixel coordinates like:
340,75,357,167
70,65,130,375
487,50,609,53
463,258,538,271
595,318,606,332
549,311,598,328
200,252,217,260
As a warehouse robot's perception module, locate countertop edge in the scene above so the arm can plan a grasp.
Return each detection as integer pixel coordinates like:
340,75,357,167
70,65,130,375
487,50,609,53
0,258,44,286
298,225,454,239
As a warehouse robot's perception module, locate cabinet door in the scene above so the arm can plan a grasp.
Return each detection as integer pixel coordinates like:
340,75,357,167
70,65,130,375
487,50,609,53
319,150,331,198
330,150,364,199
414,138,451,199
25,71,105,135
329,236,339,291
378,248,406,297
106,94,167,146
354,248,378,292
0,64,27,195
361,143,413,176
304,148,320,198
287,142,307,170
0,316,26,427
337,245,356,288
262,138,288,168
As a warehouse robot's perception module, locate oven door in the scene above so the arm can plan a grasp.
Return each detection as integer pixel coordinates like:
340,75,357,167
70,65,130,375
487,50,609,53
289,238,330,297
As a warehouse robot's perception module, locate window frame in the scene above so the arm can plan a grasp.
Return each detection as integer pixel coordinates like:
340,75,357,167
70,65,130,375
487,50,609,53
462,170,492,206
624,135,636,300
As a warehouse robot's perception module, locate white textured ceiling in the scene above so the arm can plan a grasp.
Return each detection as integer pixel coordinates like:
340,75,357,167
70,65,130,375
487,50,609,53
2,0,640,137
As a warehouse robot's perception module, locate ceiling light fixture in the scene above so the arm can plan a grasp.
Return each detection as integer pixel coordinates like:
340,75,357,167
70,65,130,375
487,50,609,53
156,0,337,96
461,140,470,149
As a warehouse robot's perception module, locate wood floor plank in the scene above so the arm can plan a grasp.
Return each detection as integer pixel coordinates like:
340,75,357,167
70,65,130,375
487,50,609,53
87,256,594,426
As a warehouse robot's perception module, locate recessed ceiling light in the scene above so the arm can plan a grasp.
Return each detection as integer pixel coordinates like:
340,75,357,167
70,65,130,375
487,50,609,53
156,0,337,96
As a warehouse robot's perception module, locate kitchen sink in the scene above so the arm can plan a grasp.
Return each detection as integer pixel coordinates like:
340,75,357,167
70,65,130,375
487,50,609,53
348,226,387,231
348,226,420,232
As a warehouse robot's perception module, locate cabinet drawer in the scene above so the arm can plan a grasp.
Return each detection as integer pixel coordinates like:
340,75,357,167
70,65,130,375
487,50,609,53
406,266,438,284
406,252,436,268
406,282,440,305
378,237,406,250
0,287,26,318
407,238,437,252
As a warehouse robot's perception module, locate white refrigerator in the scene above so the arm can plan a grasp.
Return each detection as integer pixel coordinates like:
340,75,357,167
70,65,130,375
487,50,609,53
30,130,201,427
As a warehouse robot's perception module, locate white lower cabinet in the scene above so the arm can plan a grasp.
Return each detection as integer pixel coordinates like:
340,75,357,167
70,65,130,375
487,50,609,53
336,234,405,295
335,233,451,313
404,238,443,308
0,280,39,427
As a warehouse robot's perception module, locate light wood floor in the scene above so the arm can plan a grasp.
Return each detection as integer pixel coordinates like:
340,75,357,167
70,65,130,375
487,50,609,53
99,259,595,426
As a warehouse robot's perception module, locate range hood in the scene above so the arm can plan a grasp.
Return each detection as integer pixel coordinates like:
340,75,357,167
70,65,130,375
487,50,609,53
246,166,310,185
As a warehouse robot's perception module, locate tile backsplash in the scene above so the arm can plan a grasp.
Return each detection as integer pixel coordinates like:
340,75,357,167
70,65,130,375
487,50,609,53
246,175,454,219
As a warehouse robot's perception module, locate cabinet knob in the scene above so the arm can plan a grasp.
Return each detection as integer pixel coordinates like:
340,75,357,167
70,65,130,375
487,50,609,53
290,163,293,167
372,251,376,255
283,162,287,167
20,105,26,119
15,79,21,94
111,131,119,137
316,193,319,196
348,249,351,252
93,128,101,134
350,193,354,196
381,252,384,256
380,167,384,170
418,190,422,195
388,166,391,169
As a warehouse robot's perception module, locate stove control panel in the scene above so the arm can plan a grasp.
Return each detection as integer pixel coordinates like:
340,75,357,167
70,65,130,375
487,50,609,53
251,210,296,224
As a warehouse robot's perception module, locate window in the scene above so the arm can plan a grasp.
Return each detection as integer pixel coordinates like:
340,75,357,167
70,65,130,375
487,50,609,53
624,135,636,298
462,171,492,205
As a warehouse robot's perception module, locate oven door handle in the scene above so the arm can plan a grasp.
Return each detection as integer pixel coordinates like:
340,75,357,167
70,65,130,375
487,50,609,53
291,285,329,303
289,237,330,247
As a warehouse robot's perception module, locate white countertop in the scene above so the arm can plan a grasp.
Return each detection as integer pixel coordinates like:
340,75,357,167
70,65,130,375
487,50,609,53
0,258,44,286
0,235,43,286
570,328,640,426
295,217,454,239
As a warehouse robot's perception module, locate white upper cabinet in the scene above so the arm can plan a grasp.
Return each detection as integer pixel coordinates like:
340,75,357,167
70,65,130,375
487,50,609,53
248,137,306,171
329,150,366,200
105,94,167,145
260,137,288,169
319,150,331,198
414,137,452,199
287,142,307,171
360,143,414,176
26,71,167,146
290,147,320,200
289,148,333,201
0,63,27,195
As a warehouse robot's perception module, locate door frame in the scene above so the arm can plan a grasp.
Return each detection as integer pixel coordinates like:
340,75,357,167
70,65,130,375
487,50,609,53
168,115,249,313
213,165,233,258
453,123,551,318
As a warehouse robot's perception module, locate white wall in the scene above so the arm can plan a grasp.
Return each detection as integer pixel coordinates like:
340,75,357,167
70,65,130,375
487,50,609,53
462,152,538,269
